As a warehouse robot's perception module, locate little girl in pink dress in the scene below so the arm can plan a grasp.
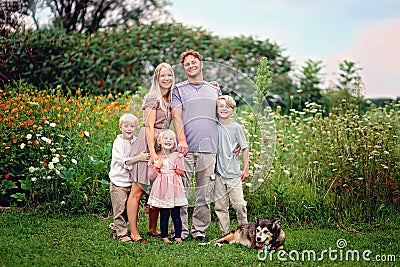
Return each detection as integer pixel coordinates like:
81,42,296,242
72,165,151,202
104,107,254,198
148,129,188,243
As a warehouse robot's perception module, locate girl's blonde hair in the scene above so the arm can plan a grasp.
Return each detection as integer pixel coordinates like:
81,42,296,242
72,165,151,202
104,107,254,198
119,113,138,126
148,62,175,110
155,129,177,152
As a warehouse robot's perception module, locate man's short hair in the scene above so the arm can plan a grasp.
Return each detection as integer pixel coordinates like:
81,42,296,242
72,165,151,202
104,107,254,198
180,49,203,64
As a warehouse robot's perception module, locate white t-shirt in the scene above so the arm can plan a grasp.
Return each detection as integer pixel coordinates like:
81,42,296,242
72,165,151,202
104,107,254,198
109,134,136,187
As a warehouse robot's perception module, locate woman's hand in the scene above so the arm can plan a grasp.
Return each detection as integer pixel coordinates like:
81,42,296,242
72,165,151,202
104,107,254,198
149,152,159,164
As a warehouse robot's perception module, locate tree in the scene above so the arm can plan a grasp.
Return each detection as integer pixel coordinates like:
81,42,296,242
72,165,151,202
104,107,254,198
37,0,171,33
294,59,324,110
0,0,33,35
324,60,365,113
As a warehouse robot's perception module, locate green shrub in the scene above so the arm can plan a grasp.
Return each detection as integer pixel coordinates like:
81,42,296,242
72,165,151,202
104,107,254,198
1,81,399,225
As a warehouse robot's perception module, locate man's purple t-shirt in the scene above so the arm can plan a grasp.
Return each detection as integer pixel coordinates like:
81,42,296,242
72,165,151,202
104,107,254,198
171,80,222,153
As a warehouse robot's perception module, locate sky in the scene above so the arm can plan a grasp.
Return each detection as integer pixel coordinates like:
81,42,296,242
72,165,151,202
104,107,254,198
167,0,400,99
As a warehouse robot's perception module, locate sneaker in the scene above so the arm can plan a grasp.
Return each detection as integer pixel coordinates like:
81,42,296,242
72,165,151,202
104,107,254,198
195,236,206,242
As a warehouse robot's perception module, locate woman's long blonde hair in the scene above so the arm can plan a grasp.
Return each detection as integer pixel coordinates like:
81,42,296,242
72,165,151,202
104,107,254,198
147,62,175,109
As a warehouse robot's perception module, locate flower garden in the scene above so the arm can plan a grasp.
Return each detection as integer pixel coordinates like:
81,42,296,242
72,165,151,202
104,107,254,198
1,80,399,225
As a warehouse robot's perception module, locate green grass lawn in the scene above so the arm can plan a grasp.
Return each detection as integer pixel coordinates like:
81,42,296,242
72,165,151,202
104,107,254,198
0,209,398,267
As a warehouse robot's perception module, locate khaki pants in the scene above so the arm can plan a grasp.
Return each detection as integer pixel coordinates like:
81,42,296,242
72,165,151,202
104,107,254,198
214,173,248,235
178,153,216,239
110,182,131,237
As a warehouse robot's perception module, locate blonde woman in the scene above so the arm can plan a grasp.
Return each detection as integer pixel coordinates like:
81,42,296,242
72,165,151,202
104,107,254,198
126,62,175,242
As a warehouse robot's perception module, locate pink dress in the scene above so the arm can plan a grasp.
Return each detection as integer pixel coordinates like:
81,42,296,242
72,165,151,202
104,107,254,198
147,152,188,208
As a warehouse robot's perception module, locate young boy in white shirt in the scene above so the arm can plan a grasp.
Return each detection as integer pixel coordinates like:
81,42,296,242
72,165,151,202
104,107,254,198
109,113,149,242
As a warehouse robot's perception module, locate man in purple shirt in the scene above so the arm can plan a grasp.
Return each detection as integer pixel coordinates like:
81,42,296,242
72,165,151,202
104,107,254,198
171,50,222,241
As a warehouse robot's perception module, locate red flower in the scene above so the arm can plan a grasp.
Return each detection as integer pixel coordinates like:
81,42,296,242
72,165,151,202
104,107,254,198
43,157,47,166
5,174,10,179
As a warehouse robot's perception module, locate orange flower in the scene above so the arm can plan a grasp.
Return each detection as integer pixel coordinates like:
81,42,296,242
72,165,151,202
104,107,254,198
12,139,17,143
79,130,84,138
64,107,69,113
43,157,47,166
45,103,50,108
33,140,38,146
27,120,34,125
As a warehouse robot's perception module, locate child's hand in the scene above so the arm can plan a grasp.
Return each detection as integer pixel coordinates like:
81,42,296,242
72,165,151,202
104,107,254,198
137,152,150,162
153,159,163,169
241,169,249,181
178,153,185,158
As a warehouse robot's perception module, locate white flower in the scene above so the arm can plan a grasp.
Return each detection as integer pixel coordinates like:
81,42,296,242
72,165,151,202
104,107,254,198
26,134,32,140
313,161,319,164
41,137,52,144
52,157,59,163
48,162,54,170
60,201,65,205
257,179,264,183
84,131,90,137
20,143,26,149
29,166,36,173
50,148,57,153
31,177,37,182
49,122,56,127
283,170,290,175
71,159,77,164
245,183,252,187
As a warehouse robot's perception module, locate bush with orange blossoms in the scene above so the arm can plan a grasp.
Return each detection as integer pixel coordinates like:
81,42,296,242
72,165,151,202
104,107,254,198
0,81,141,213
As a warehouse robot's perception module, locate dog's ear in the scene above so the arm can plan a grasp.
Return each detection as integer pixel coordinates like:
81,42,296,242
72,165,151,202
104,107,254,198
271,218,280,228
256,217,261,225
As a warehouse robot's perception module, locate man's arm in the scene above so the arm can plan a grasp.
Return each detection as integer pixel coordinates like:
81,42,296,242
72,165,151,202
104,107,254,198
171,107,188,156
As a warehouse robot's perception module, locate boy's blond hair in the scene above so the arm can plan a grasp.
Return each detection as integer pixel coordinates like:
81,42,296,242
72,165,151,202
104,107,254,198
119,113,138,126
218,95,236,110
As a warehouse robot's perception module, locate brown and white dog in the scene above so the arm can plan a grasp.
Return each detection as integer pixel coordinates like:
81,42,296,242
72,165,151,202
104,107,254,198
210,217,286,251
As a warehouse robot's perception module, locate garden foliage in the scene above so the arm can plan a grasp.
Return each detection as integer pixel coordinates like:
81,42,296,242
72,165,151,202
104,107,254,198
1,80,399,225
0,22,291,97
